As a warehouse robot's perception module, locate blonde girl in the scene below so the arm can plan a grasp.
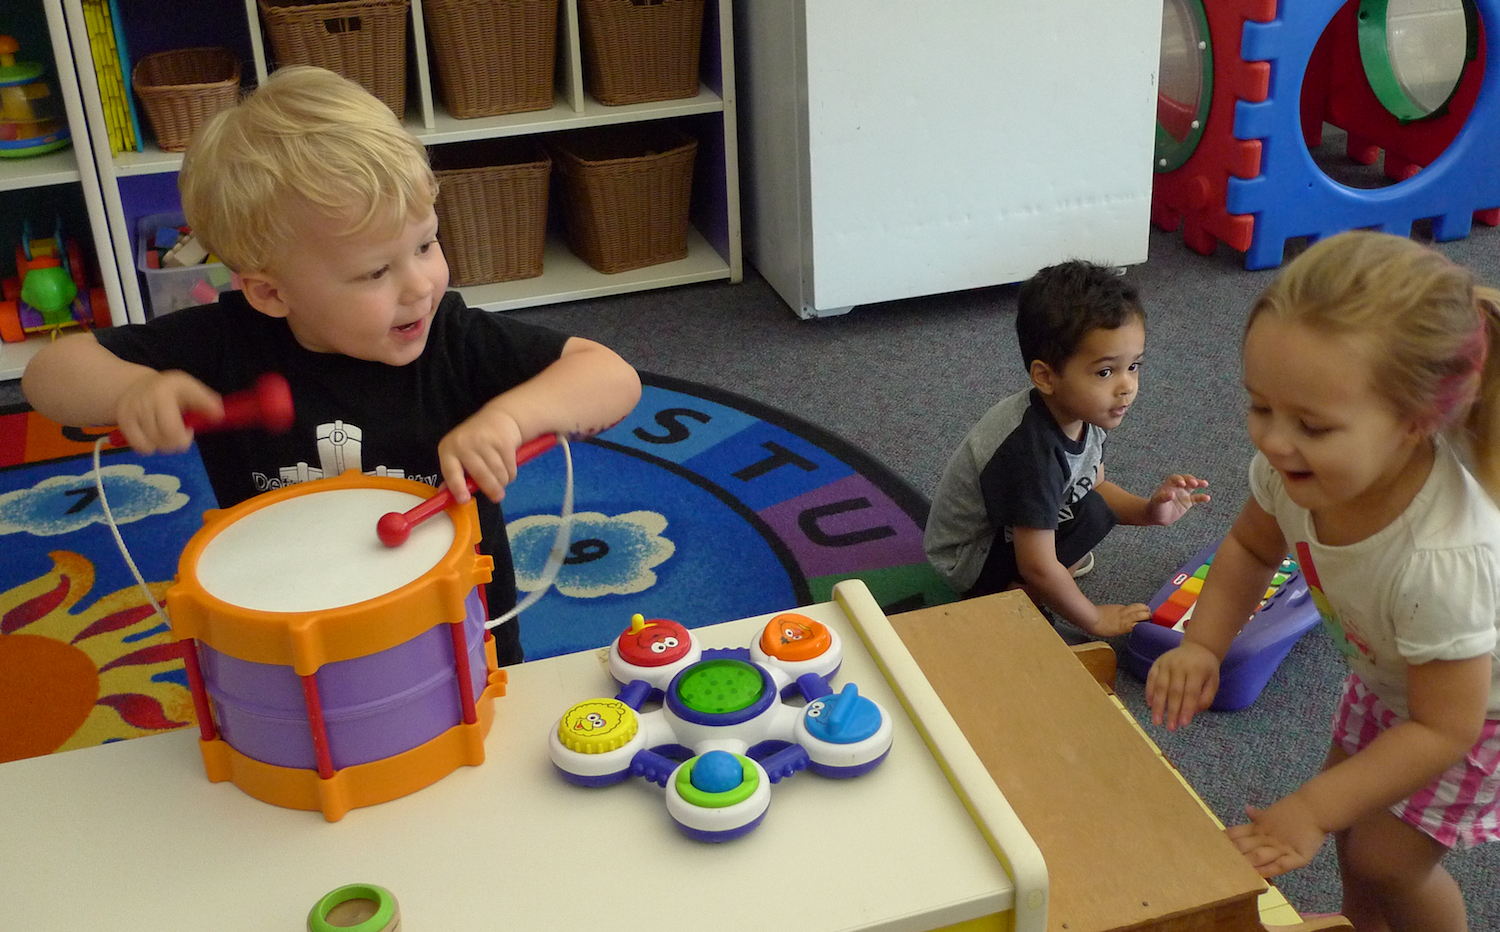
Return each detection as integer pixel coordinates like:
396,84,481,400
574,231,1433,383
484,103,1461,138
1145,231,1500,931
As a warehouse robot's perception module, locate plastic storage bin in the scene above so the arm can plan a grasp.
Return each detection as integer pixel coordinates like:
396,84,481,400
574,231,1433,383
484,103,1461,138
552,125,697,274
433,138,551,285
136,213,235,318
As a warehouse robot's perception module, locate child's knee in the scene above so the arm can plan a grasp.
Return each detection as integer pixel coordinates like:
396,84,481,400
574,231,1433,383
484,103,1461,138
1338,813,1446,890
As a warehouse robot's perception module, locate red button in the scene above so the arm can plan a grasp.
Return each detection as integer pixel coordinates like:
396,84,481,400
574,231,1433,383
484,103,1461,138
617,614,692,667
1151,600,1188,627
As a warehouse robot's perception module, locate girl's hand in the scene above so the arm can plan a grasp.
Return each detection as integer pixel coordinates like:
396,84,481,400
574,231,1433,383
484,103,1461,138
113,370,223,455
1226,795,1328,878
1145,641,1220,730
1144,474,1210,526
438,407,525,504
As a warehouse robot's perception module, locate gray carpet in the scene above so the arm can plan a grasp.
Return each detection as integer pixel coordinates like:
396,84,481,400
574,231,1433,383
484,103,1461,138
6,139,1496,925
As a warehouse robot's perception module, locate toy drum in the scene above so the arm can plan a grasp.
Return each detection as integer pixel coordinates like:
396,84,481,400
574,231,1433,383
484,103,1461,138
167,470,505,821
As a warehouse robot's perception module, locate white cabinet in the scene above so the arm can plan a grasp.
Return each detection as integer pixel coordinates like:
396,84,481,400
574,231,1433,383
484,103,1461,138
0,0,124,380
736,1,1162,318
59,0,741,326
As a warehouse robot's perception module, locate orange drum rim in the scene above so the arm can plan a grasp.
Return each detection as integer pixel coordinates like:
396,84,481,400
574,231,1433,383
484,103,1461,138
167,470,494,674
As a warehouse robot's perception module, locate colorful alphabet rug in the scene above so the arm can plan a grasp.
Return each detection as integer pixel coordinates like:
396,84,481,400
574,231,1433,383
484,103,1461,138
506,372,956,659
0,374,954,761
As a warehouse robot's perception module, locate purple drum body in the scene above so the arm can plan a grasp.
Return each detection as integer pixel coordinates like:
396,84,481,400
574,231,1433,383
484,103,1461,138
200,589,489,770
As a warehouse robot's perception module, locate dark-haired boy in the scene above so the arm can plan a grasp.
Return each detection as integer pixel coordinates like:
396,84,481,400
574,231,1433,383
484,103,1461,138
924,261,1209,636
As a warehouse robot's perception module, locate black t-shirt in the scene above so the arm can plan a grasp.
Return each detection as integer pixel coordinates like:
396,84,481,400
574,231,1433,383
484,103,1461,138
95,290,571,664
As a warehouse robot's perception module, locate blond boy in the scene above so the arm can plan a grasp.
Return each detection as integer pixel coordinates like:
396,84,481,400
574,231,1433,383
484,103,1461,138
23,67,642,663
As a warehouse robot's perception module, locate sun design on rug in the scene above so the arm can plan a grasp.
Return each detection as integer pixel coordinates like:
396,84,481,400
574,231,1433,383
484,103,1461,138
0,550,193,763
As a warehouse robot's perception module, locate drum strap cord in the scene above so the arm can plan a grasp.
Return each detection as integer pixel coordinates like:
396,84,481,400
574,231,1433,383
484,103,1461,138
486,433,575,631
90,433,577,634
91,438,170,625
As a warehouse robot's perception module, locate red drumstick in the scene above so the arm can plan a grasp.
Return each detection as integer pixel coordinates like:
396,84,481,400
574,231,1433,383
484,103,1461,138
107,373,294,447
376,434,560,547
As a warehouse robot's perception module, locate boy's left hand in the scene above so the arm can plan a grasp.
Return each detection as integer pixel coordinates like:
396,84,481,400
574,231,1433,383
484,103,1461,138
1226,795,1327,878
438,408,526,504
1144,474,1210,526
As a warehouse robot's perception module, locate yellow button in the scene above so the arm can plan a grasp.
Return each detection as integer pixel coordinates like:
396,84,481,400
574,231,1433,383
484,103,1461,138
1181,576,1204,594
558,699,639,754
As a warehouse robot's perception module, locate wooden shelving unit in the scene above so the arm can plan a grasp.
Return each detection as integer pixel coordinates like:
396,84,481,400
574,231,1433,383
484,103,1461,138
53,0,740,327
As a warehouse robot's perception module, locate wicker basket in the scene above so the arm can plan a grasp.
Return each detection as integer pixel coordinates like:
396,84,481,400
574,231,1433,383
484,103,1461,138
131,48,241,152
258,0,410,117
423,0,558,118
433,139,551,285
552,126,696,274
577,0,704,106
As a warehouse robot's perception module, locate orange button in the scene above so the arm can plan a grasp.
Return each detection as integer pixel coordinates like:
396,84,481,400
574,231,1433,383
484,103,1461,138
1166,588,1198,609
759,613,831,662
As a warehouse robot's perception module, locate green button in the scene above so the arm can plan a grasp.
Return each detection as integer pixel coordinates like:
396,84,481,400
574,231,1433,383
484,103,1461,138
675,659,764,714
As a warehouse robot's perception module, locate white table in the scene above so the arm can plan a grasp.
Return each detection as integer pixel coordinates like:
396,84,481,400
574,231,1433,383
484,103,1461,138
0,584,1031,931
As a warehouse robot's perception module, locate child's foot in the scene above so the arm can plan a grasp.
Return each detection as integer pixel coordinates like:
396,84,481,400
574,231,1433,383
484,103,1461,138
1070,552,1096,578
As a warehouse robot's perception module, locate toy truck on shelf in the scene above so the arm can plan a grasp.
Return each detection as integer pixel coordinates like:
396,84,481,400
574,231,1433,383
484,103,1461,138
0,219,110,343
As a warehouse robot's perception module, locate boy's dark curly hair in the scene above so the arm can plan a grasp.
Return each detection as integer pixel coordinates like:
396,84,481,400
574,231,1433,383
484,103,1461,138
1015,260,1145,371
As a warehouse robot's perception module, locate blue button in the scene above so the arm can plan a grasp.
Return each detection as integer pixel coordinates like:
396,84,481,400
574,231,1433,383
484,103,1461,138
690,750,744,793
804,682,881,744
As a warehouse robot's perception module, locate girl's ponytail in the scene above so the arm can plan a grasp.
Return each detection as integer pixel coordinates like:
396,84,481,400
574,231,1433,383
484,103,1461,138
1463,287,1500,498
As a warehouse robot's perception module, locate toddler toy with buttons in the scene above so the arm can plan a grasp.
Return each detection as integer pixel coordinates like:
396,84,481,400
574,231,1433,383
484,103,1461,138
548,611,894,842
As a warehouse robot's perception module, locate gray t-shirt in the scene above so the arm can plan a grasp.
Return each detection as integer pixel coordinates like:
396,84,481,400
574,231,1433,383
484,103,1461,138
924,388,1106,590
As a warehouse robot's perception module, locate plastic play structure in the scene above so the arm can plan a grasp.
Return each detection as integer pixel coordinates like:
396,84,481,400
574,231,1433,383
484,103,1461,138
549,610,894,841
1,218,110,343
1152,0,1500,269
0,34,70,158
1124,541,1323,710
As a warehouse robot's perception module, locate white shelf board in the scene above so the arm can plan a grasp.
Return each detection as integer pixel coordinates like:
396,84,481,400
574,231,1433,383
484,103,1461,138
0,148,82,191
0,332,52,382
111,144,184,178
108,86,725,176
111,107,431,177
458,225,729,312
421,85,724,146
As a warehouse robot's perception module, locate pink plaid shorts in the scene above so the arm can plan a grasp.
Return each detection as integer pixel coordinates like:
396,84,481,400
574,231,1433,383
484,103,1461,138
1331,672,1500,849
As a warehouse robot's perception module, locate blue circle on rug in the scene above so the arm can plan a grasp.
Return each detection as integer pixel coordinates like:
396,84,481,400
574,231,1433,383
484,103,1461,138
505,373,956,660
504,442,797,657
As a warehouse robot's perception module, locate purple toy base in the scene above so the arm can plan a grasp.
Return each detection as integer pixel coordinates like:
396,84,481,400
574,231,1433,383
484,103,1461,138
675,809,768,843
556,765,632,788
1125,623,1312,711
808,747,892,780
1124,542,1322,711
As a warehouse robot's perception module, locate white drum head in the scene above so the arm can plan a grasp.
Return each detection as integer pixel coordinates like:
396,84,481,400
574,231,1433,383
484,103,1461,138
195,487,457,612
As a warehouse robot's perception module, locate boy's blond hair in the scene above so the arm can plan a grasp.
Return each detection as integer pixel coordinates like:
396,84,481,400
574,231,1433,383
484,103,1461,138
1249,231,1500,496
179,66,436,273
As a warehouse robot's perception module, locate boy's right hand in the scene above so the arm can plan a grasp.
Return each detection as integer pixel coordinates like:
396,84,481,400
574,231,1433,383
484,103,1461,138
1145,642,1221,731
1090,602,1151,636
113,370,223,455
